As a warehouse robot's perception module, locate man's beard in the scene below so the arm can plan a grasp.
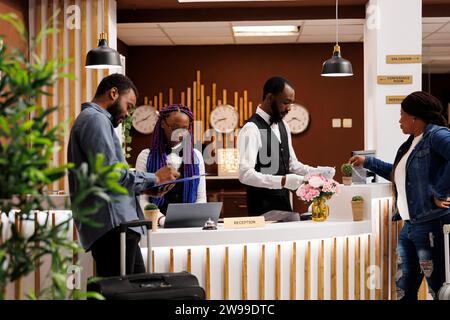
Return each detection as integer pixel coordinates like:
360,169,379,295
106,100,123,128
270,100,286,123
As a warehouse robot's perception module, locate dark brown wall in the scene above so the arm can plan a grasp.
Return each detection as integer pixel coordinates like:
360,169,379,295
126,43,364,213
423,73,450,121
0,0,28,51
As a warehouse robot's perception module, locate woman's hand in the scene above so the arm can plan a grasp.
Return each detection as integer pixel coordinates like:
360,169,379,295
349,155,366,167
434,196,450,209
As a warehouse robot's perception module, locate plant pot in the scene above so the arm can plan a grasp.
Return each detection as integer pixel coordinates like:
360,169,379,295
144,209,159,232
342,176,352,186
351,201,364,221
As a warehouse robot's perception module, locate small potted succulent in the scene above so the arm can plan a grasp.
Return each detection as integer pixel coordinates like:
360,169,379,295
341,163,353,186
144,203,160,231
351,195,364,221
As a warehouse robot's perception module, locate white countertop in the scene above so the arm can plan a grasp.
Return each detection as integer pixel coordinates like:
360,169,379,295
147,219,371,248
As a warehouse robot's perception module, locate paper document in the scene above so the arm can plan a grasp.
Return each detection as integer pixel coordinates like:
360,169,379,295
150,173,208,189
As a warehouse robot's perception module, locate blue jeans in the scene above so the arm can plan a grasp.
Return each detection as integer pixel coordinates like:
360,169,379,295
396,214,450,300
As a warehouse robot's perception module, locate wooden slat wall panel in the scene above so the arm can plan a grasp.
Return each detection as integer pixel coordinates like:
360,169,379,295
355,237,361,300
343,237,349,300
57,0,65,191
205,247,210,299
391,221,398,299
365,234,371,300
318,240,324,300
259,244,265,300
91,0,98,97
290,242,296,300
375,200,382,300
102,0,109,79
275,244,281,300
80,0,87,103
382,200,390,300
331,237,337,300
242,245,248,300
304,241,311,300
223,247,229,300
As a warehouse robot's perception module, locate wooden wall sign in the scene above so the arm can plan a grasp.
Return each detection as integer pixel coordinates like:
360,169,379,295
377,75,412,84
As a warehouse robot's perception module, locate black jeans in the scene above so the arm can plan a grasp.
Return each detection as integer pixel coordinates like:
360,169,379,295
90,226,146,278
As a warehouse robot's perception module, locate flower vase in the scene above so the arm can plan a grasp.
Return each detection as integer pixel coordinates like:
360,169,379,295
311,197,329,222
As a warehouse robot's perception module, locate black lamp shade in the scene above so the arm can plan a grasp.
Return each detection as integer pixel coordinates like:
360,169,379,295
85,38,121,69
321,45,353,77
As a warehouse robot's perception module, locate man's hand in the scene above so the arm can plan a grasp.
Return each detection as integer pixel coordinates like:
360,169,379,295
144,184,176,198
349,155,366,167
283,174,304,191
434,196,450,209
154,165,180,185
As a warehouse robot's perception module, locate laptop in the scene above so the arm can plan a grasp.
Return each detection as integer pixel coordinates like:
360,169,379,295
163,202,223,228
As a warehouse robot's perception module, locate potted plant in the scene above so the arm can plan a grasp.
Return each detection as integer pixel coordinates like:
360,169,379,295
351,195,364,221
0,13,127,300
144,203,160,232
341,163,353,186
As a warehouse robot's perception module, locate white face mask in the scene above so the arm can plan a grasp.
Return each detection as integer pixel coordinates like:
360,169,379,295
167,152,182,171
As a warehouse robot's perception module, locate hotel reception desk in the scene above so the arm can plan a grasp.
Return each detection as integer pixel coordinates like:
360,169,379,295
2,183,432,300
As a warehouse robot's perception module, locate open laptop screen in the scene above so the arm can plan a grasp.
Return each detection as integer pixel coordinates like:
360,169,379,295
163,202,223,228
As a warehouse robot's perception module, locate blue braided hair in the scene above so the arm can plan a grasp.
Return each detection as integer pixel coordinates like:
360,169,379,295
146,104,199,206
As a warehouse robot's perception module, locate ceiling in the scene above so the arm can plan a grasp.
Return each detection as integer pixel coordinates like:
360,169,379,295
117,1,450,73
117,0,450,10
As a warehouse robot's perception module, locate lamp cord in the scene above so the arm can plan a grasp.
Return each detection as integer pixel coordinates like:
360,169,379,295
336,0,339,45
102,0,105,33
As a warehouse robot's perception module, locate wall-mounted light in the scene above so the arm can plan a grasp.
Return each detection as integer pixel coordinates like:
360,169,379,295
321,0,353,77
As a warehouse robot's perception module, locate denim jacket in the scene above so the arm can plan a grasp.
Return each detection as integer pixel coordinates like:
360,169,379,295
364,124,450,224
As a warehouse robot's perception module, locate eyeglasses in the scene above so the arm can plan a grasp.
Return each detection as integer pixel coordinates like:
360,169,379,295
163,118,189,133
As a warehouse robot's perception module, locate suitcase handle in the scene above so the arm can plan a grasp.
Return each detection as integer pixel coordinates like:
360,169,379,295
120,220,152,233
120,220,152,276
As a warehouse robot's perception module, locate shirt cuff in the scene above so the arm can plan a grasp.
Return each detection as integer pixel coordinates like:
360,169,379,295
274,175,283,189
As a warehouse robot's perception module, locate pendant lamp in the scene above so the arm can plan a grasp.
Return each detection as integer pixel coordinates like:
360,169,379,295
85,0,121,69
321,0,353,77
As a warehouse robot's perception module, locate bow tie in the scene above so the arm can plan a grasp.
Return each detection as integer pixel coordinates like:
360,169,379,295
269,118,280,126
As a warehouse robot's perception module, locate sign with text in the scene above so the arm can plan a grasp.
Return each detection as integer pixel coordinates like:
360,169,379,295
223,216,265,229
377,75,412,84
386,96,407,104
386,55,421,64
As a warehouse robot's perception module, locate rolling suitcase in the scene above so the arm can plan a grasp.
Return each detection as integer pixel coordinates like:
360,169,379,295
88,220,206,300
438,224,450,300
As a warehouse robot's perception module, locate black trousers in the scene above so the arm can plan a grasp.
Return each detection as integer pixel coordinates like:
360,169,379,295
90,226,146,278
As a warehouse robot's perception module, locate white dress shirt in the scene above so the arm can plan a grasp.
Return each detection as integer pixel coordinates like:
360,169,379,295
237,106,315,189
135,146,207,224
394,133,423,221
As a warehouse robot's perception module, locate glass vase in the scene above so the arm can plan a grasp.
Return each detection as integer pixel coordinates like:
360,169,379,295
311,197,329,222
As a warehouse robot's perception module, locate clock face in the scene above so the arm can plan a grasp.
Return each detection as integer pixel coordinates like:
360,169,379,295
210,104,239,134
132,105,159,134
284,103,310,134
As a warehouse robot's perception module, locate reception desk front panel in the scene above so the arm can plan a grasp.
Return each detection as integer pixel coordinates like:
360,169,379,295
2,183,431,300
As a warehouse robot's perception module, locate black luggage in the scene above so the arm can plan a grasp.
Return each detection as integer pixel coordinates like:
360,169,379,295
87,220,206,300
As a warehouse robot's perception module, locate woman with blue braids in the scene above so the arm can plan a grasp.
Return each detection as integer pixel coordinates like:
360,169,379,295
136,104,207,227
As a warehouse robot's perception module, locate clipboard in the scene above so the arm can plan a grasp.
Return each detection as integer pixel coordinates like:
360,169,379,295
149,173,208,189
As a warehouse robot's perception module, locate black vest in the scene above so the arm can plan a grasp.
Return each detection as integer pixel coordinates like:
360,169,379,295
246,114,292,216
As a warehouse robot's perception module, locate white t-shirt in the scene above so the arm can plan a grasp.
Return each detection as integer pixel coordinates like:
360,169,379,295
135,146,207,226
394,134,423,220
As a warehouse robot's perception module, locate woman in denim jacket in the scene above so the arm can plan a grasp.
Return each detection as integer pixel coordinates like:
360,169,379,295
349,91,450,300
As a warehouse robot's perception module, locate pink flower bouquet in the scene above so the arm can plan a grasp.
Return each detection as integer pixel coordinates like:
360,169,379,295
296,173,340,203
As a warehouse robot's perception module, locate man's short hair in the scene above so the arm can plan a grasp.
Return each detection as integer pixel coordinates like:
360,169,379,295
262,76,292,100
94,73,139,99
